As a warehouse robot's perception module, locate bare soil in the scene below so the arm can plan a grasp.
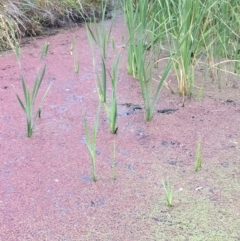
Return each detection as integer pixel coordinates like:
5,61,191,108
0,11,240,241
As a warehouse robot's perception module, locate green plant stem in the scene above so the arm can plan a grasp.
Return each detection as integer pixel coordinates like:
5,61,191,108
83,103,101,182
103,54,120,133
162,178,173,207
195,140,202,172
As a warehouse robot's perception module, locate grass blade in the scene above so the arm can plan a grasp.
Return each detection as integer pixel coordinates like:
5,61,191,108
101,57,107,103
83,103,101,182
14,41,21,67
40,41,50,60
162,178,173,207
12,85,26,113
195,139,202,172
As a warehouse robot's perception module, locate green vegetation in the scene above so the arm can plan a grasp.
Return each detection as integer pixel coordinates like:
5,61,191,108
86,0,115,59
195,139,202,172
123,0,172,121
3,0,240,237
12,41,51,137
95,57,107,103
86,1,120,133
162,178,173,207
103,54,120,134
83,103,101,182
86,0,113,103
123,0,240,108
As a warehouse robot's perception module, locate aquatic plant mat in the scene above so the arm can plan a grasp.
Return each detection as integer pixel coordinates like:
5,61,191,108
0,10,240,241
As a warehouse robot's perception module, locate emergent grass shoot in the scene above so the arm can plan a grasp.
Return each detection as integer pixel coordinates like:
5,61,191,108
12,41,52,137
103,54,120,134
83,103,101,182
162,178,173,207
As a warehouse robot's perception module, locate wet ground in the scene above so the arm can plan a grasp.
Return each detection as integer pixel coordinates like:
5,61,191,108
0,10,240,241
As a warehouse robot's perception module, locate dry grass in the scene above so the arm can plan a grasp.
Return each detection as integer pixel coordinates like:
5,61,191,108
0,0,112,51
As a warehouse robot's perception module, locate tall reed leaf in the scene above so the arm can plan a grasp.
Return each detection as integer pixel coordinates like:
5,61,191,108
86,1,115,103
123,0,138,77
104,54,120,134
86,0,115,59
93,57,107,103
124,0,171,120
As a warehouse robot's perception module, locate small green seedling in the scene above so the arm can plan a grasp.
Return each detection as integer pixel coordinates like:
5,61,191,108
195,140,202,172
162,178,173,207
83,104,101,182
12,41,52,137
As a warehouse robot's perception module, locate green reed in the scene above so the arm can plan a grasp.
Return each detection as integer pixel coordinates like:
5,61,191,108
12,41,52,137
83,103,101,182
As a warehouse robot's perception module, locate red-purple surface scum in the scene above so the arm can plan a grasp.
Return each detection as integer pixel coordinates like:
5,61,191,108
0,12,240,241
